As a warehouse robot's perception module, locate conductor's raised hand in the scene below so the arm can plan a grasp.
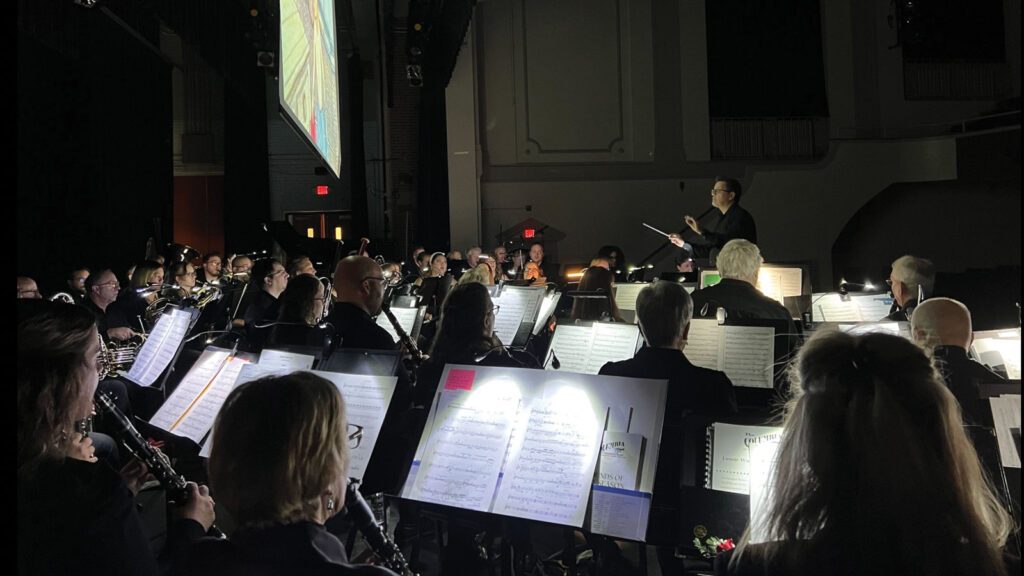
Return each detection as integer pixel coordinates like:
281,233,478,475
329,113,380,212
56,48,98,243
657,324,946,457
668,233,685,248
683,215,701,234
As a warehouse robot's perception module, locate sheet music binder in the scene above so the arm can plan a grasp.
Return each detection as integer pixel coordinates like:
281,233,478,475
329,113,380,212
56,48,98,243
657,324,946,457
704,422,783,494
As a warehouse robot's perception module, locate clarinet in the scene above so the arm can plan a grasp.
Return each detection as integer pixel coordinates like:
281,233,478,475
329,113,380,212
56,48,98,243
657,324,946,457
93,391,225,539
345,481,417,576
381,301,426,366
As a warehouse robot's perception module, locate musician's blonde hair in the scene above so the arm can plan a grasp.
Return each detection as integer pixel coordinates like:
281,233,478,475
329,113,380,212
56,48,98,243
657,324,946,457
209,371,348,527
729,330,1011,575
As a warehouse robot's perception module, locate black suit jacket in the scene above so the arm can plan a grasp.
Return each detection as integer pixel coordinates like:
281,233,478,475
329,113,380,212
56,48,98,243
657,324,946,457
933,345,1006,426
683,204,757,263
600,347,737,544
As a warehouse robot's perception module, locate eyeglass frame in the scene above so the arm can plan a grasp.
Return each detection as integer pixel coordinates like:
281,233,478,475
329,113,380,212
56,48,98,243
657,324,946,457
362,276,388,287
347,423,364,449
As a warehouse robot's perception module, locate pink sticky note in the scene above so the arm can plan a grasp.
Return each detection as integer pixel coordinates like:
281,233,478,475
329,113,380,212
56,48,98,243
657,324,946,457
444,368,476,391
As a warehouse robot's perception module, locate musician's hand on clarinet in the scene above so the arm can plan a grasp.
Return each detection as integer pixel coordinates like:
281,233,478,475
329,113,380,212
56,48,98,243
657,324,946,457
67,433,98,463
668,233,686,248
119,459,155,496
683,214,701,234
173,481,217,532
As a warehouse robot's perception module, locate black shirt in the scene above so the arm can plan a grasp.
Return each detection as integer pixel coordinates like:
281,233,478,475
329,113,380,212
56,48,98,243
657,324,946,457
932,345,1006,426
683,204,758,264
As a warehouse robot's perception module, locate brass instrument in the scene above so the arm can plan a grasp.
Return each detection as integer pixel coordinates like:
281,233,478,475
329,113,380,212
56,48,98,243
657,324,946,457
98,332,146,376
49,291,77,304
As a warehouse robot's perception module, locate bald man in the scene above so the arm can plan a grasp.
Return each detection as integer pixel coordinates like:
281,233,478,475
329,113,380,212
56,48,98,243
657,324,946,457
328,255,394,351
911,297,1004,425
17,276,43,299
327,255,414,495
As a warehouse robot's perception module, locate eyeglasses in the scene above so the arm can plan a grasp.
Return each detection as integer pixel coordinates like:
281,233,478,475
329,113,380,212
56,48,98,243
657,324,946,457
711,188,732,195
96,281,120,289
17,289,42,298
489,305,501,316
885,279,894,287
362,276,388,286
182,272,197,278
347,424,364,449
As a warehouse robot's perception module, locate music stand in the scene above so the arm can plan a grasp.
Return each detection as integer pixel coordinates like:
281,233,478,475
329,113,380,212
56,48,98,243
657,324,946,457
319,348,403,377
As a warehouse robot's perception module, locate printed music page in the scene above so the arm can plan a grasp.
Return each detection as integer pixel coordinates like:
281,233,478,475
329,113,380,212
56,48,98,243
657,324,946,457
708,423,783,495
545,325,593,373
406,368,523,511
748,431,783,544
811,293,862,322
685,319,723,371
756,268,801,305
533,292,561,335
376,306,420,344
613,283,648,312
149,348,248,443
849,293,895,322
584,323,641,375
721,326,775,389
127,307,192,386
312,370,399,481
491,288,530,346
989,395,1022,468
493,386,603,526
257,349,315,370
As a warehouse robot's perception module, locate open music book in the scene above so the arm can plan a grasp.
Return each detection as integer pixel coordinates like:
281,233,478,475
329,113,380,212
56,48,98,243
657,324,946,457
686,319,775,389
491,285,547,347
402,365,667,541
544,322,643,374
125,307,194,387
613,282,649,324
989,395,1022,468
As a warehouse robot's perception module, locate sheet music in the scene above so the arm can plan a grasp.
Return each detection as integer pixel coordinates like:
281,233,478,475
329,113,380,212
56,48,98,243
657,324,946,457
613,283,648,311
376,306,420,344
407,372,523,511
126,308,191,386
811,293,862,322
721,326,775,389
312,370,399,481
149,348,252,443
989,395,1022,468
532,292,562,335
756,267,801,305
849,293,895,321
708,423,783,494
257,349,316,370
493,392,603,526
748,432,783,544
545,325,592,373
972,336,1022,379
403,365,667,539
684,319,722,370
585,324,642,374
491,288,531,346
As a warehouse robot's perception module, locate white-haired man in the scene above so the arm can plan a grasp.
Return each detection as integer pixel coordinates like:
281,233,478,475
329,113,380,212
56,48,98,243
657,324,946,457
884,254,935,321
690,239,794,326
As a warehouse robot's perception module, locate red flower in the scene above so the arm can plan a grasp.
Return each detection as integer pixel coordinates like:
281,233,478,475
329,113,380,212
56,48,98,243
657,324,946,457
716,539,735,552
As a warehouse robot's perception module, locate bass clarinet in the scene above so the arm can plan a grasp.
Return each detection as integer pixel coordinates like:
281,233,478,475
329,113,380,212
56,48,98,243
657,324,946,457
345,480,417,576
94,391,225,539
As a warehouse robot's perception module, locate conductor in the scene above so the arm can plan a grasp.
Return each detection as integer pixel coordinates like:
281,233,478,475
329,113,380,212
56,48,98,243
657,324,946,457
669,177,757,266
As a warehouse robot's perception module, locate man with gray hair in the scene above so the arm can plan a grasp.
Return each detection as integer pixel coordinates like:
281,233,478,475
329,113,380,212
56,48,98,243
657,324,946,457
690,239,794,327
885,254,935,321
911,297,1004,424
599,280,736,571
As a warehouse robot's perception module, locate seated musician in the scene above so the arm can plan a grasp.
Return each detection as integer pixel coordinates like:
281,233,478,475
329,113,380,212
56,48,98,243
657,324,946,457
597,244,627,282
18,300,215,576
179,372,398,576
195,252,223,285
81,268,136,342
403,245,426,280
690,239,794,326
169,261,199,302
262,274,331,352
714,330,1017,576
108,259,164,334
65,266,91,304
910,297,1006,425
414,282,540,408
884,254,935,321
413,251,455,289
17,275,43,299
243,258,288,328
456,264,491,287
599,281,737,572
528,241,561,285
287,254,317,277
491,244,512,281
568,266,624,323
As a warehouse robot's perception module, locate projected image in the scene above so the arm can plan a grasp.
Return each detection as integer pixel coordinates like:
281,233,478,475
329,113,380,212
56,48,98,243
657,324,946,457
279,0,342,178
